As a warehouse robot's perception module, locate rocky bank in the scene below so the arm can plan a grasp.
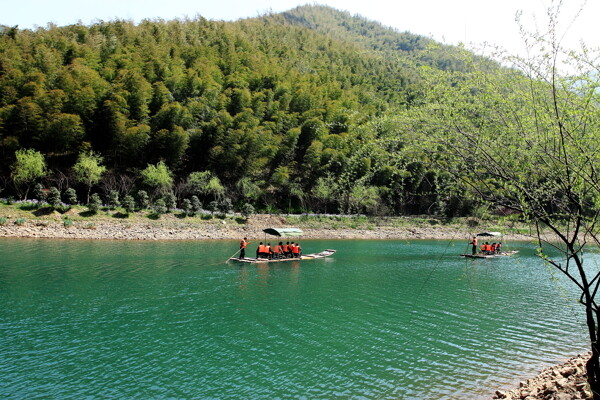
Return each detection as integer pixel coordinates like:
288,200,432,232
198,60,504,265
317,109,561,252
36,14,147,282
0,212,535,242
494,353,592,399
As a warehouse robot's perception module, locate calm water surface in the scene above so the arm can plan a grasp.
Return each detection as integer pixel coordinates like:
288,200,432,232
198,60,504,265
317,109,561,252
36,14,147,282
0,238,591,399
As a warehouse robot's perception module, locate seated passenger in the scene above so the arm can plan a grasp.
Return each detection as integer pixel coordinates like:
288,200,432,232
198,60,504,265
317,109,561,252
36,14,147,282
256,242,270,258
292,242,301,258
273,242,284,259
284,242,292,258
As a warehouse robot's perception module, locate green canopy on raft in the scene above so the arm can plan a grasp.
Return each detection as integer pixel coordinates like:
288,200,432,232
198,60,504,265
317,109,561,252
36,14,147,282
263,228,304,237
476,232,503,237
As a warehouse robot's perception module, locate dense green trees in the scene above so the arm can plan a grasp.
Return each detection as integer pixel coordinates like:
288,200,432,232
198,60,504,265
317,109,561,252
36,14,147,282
0,5,524,217
1,6,460,215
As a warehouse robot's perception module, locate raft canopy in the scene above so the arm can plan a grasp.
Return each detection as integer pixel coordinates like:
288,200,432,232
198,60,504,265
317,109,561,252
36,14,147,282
263,227,304,237
476,231,503,237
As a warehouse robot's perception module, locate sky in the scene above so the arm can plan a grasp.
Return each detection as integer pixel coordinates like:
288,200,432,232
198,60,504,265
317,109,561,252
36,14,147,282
2,0,599,56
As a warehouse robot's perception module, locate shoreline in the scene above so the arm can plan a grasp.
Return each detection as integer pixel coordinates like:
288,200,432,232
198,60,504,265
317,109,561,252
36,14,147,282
0,212,539,242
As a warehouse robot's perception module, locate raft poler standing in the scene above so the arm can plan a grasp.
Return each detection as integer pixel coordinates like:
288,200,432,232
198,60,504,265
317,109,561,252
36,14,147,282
239,237,249,259
469,236,478,255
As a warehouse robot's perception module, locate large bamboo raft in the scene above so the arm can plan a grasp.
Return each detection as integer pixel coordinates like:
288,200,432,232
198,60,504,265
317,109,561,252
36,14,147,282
230,249,336,264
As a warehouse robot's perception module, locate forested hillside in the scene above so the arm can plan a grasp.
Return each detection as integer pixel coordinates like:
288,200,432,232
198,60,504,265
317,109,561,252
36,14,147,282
0,5,485,216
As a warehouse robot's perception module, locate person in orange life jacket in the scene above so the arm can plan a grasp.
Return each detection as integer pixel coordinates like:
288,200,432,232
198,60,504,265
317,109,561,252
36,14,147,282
273,242,284,259
256,242,270,258
469,236,478,255
239,237,249,259
292,242,301,258
484,242,492,254
266,243,274,259
496,242,502,253
283,242,292,258
481,242,491,254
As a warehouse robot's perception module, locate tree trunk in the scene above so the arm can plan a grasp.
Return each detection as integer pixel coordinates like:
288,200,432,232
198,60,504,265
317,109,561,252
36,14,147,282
587,351,600,399
586,308,600,399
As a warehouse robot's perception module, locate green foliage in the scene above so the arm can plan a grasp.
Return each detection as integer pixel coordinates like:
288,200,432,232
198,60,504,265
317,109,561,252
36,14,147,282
64,188,78,205
87,193,102,214
348,185,380,215
152,198,167,216
14,217,26,226
141,161,173,196
63,217,73,228
47,187,62,210
218,198,233,215
137,190,150,209
187,171,224,200
11,149,47,199
163,192,176,212
107,190,120,210
191,195,202,215
0,5,509,216
33,183,45,201
208,200,219,215
73,152,106,204
0,217,7,225
122,194,136,214
240,203,255,219
182,199,193,217
236,178,262,202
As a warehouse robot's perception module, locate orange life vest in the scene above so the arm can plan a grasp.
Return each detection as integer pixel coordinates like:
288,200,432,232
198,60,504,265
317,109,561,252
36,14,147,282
274,245,283,253
240,240,248,249
292,244,300,254
258,245,268,253
283,244,289,252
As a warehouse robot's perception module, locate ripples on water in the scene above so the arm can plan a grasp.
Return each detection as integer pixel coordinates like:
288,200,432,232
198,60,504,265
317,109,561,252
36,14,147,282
0,238,591,399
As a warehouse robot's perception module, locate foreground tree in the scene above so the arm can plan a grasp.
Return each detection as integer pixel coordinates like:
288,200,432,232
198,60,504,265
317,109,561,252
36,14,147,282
11,149,47,200
419,3,600,397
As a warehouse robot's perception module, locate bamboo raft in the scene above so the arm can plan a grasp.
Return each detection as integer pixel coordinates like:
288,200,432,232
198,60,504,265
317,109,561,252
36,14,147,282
230,249,336,264
461,250,519,259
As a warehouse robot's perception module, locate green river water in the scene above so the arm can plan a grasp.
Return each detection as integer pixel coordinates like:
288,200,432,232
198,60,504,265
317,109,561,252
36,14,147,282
0,238,591,399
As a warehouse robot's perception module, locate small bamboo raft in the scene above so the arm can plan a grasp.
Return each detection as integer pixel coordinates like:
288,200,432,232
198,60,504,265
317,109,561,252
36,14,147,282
461,250,519,259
